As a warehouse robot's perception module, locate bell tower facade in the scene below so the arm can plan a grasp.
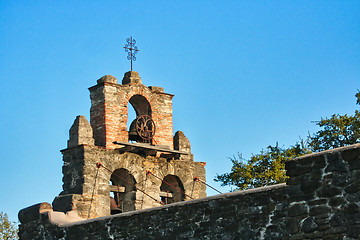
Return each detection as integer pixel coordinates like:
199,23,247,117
89,71,174,149
52,71,206,219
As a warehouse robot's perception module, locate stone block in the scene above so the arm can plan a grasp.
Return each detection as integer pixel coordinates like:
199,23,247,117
348,159,360,170
317,186,342,198
287,165,312,177
67,115,95,148
345,184,360,194
300,180,321,194
18,202,52,224
309,206,331,216
327,152,341,162
52,194,78,213
97,74,117,84
301,217,318,233
325,159,347,173
285,159,297,170
341,148,360,162
328,197,346,207
122,71,142,84
313,155,326,169
310,169,323,181
289,202,308,217
344,203,359,214
149,86,164,93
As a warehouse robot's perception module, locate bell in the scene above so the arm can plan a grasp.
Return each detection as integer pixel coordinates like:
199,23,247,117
128,119,141,142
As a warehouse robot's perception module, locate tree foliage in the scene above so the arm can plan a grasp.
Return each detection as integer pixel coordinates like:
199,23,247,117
215,143,310,190
215,91,360,191
309,111,360,151
0,212,18,240
310,91,360,151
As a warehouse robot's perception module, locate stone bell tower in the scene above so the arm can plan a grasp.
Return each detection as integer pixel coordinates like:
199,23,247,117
52,71,206,218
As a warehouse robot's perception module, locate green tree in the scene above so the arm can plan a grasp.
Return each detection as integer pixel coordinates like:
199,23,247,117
215,142,310,190
0,212,18,240
310,91,360,151
309,111,360,151
215,91,360,191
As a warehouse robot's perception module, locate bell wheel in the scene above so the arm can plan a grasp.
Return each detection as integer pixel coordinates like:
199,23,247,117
135,115,156,142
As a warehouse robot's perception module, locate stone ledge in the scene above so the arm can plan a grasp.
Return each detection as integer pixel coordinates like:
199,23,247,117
294,143,360,161
60,144,106,153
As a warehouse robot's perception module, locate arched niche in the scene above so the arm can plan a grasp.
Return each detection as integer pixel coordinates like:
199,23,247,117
128,94,153,143
109,168,136,214
160,175,185,204
129,94,151,117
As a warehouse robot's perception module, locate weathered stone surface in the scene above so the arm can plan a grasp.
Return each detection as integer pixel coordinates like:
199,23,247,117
288,202,308,217
173,131,193,161
90,72,174,149
348,158,360,170
122,71,142,84
344,203,359,214
302,217,318,233
328,196,346,207
287,165,312,177
19,142,360,239
18,203,52,224
19,185,289,240
341,148,360,162
97,74,117,84
300,180,321,194
309,205,331,216
345,184,360,193
317,186,342,198
325,158,347,173
148,86,164,93
67,115,94,148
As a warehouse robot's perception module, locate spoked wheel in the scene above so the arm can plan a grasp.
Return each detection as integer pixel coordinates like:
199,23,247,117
135,115,156,143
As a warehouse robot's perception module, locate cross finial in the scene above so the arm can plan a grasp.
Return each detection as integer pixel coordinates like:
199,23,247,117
123,36,139,71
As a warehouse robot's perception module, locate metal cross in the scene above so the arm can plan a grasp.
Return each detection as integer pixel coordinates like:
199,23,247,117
123,36,139,71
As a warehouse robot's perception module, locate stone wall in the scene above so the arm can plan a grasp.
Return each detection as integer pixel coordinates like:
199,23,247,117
285,143,360,239
19,143,360,239
52,144,206,219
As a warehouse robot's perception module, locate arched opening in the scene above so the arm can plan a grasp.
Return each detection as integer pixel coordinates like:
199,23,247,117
129,94,151,117
160,175,185,204
127,102,137,131
127,95,153,143
109,168,136,214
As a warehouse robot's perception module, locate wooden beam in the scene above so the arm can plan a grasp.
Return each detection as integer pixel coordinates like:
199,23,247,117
113,141,189,155
109,185,125,193
117,146,135,153
159,191,173,198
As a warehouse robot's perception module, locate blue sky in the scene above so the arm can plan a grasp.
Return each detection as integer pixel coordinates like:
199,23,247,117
0,1,359,222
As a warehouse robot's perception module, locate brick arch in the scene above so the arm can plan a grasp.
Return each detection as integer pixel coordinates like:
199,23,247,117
124,86,155,118
125,85,155,104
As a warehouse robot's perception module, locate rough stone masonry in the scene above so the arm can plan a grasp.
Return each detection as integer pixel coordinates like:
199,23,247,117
19,143,360,239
